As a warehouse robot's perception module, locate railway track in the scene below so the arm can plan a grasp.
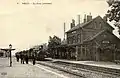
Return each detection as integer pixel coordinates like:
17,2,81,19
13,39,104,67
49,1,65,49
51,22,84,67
37,61,86,78
37,60,120,78
54,61,120,76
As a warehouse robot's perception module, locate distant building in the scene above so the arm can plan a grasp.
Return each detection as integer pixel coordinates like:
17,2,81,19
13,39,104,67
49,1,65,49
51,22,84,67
53,15,120,61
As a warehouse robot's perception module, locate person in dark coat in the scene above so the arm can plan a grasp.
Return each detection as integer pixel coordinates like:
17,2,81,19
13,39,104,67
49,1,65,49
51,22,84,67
23,54,25,64
25,54,29,64
20,53,23,64
16,53,19,62
20,53,24,64
32,54,36,65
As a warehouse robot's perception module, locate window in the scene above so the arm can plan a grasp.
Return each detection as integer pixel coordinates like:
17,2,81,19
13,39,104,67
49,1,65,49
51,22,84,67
68,37,73,44
103,34,107,38
102,41,110,43
68,38,70,44
77,34,81,43
71,37,73,44
99,22,102,29
82,48,85,56
94,22,97,29
73,37,76,43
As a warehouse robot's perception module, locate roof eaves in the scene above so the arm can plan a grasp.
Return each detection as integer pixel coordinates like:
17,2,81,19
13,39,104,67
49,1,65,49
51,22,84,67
81,16,100,28
103,20,114,30
98,16,114,30
66,21,92,33
66,25,80,33
83,30,106,42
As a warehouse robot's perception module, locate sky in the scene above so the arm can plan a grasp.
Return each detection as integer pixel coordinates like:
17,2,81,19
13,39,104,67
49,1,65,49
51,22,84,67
0,0,119,54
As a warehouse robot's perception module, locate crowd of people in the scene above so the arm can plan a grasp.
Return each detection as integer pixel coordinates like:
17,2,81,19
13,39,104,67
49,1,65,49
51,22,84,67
15,53,36,65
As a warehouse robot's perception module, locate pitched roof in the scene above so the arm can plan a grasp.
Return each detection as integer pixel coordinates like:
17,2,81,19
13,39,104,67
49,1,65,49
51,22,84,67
83,29,120,43
66,20,92,33
83,30,106,42
66,16,114,33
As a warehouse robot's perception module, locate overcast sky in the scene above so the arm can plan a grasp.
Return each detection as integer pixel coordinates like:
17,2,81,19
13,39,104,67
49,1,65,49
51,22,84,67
0,0,118,53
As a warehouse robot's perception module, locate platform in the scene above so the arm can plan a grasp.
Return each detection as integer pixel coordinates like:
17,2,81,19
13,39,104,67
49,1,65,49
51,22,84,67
46,58,120,70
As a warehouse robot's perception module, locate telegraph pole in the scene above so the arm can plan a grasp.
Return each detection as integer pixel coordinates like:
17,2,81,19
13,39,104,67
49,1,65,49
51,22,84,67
1,45,15,67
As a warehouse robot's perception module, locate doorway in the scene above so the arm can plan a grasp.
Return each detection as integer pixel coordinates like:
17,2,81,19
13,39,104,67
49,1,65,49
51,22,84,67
100,48,113,61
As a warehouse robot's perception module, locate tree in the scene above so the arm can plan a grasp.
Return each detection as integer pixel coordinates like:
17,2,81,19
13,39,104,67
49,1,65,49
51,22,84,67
48,35,61,48
107,0,120,34
48,35,61,57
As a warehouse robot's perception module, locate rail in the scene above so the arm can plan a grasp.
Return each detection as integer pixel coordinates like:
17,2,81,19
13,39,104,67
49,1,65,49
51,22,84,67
54,61,120,76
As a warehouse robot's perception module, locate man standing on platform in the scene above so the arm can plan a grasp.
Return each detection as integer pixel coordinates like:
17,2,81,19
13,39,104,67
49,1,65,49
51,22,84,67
20,53,24,64
32,54,36,65
15,53,19,62
25,53,29,64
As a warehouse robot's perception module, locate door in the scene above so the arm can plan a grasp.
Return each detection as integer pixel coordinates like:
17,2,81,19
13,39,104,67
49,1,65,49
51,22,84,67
100,48,113,61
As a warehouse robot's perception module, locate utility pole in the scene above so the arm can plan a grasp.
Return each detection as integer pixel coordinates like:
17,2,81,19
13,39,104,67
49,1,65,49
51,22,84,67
1,45,15,67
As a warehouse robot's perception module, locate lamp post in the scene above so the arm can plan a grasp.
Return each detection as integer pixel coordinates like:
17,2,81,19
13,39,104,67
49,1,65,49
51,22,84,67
9,44,12,67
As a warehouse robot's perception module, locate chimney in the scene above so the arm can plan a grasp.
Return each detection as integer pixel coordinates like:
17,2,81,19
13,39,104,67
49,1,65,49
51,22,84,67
78,15,80,24
84,14,87,23
87,13,92,22
70,19,75,28
64,22,66,40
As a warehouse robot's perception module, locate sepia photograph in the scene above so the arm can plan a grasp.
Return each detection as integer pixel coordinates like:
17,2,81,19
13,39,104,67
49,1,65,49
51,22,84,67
0,0,120,78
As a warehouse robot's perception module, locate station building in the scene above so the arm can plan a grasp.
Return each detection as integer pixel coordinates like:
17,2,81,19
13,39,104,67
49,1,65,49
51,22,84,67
52,15,120,61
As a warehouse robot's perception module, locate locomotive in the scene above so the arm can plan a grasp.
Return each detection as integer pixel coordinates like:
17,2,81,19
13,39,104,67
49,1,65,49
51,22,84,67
36,49,47,60
35,45,47,60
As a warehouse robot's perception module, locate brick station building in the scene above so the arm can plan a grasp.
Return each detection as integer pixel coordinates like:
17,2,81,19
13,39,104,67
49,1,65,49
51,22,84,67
53,14,120,61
